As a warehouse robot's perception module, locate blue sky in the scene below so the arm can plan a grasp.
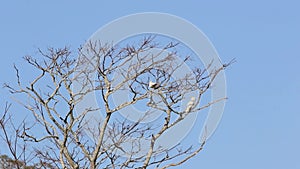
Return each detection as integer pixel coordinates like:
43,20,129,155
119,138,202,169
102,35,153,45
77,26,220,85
0,1,299,169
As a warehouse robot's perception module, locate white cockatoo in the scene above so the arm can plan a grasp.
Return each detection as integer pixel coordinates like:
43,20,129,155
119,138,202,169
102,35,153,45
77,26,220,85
185,97,196,113
148,81,160,89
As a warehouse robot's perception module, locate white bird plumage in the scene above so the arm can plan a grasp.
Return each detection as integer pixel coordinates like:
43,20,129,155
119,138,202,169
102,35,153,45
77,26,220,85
148,81,160,89
185,97,196,113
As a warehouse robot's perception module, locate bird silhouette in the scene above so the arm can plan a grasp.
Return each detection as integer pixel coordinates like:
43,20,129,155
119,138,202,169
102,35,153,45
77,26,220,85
148,81,160,89
185,97,195,113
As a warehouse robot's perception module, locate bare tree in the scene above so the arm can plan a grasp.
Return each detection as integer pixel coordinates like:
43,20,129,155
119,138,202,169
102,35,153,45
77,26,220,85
1,36,231,169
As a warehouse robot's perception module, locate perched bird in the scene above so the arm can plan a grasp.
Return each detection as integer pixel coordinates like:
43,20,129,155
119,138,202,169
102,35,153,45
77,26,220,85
148,81,160,89
185,97,196,113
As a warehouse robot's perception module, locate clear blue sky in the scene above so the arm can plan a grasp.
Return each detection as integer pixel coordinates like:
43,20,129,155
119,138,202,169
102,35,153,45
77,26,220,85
0,1,299,169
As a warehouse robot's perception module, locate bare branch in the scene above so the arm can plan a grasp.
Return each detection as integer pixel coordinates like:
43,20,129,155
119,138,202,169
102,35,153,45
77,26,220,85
1,36,231,169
